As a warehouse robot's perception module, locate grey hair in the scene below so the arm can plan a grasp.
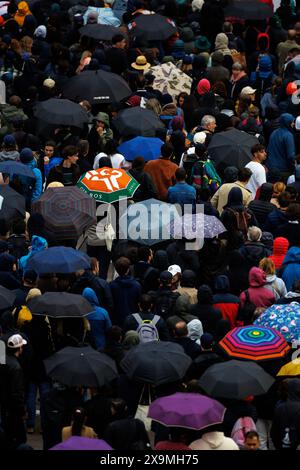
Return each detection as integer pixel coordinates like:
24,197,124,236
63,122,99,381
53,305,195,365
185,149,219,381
247,226,262,242
201,115,216,128
232,62,244,71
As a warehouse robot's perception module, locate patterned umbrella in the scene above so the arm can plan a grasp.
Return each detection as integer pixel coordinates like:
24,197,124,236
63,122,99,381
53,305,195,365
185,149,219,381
32,187,96,240
254,302,300,344
219,326,290,361
169,213,226,240
77,167,140,203
150,62,193,99
148,393,226,430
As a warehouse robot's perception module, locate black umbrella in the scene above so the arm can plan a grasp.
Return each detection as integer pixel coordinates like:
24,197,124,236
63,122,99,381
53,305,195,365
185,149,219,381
44,346,118,387
113,108,165,137
34,99,88,128
27,292,94,318
0,286,16,310
225,0,273,20
120,341,192,386
208,129,259,172
198,360,274,399
62,70,132,105
79,23,122,41
129,14,177,40
0,186,25,226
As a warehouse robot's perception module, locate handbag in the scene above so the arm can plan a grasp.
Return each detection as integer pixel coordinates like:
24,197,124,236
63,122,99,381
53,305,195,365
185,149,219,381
103,206,116,252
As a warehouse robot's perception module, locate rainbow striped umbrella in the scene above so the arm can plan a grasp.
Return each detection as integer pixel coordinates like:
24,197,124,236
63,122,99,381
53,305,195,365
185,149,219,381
219,326,290,361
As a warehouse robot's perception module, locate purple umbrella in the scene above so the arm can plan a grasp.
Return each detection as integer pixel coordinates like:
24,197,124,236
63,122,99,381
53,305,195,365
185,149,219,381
50,436,113,451
148,392,226,430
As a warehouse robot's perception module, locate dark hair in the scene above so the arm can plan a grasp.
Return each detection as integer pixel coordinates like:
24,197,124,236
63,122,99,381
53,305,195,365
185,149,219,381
278,191,291,208
139,294,153,311
245,431,259,440
138,246,151,262
175,167,186,181
285,185,298,200
110,398,128,419
104,139,118,156
251,144,265,155
238,167,252,182
132,156,145,170
106,325,123,342
45,140,56,149
71,408,86,436
174,321,188,337
77,140,89,156
11,219,26,235
286,203,300,221
114,256,130,276
161,142,174,159
62,145,78,159
112,34,125,45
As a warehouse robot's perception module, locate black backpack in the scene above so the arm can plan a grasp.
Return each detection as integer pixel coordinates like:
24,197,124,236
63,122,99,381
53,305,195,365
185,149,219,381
280,405,300,450
154,291,179,320
237,290,256,326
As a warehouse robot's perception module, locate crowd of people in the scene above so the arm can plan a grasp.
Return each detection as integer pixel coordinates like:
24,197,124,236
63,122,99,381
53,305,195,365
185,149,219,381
0,0,300,453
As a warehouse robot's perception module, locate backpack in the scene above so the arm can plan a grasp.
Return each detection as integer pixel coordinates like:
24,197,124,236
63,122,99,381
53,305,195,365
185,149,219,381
191,158,222,194
231,416,257,448
280,405,300,450
236,290,257,326
132,313,160,343
154,291,178,320
227,208,251,234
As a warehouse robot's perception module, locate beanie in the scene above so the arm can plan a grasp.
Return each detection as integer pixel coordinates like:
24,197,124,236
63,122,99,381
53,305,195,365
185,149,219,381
20,147,34,163
197,78,211,95
3,134,16,146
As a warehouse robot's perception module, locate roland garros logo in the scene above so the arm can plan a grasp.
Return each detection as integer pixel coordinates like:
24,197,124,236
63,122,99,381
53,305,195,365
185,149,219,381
85,169,123,191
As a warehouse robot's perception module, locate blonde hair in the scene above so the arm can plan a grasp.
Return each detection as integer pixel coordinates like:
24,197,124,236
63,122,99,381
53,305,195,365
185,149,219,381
20,36,33,53
259,257,275,275
47,181,64,188
145,98,162,116
273,182,286,196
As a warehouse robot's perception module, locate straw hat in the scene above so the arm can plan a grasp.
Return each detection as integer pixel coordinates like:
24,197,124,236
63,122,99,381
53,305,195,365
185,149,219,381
131,55,151,70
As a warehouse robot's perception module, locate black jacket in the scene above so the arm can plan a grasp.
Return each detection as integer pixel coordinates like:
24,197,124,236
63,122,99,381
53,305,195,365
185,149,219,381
71,271,114,315
271,379,300,449
0,354,25,417
46,163,80,187
128,169,157,202
190,303,222,338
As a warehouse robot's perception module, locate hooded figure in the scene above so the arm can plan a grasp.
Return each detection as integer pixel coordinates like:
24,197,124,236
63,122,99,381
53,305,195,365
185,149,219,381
190,430,239,450
267,113,295,173
271,378,300,450
213,275,240,329
190,285,222,337
269,237,289,270
240,267,275,309
82,287,112,350
19,147,43,204
88,112,113,159
187,318,203,344
14,1,32,26
280,246,300,291
19,235,48,272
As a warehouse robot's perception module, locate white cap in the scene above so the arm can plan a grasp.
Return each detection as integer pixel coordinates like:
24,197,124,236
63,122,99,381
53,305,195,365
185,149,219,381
193,131,207,145
240,86,256,96
43,78,55,89
168,264,182,276
7,334,27,349
296,116,300,131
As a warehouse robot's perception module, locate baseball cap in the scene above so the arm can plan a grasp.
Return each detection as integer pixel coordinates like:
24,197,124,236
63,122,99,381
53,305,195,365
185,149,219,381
160,270,173,283
7,334,27,349
193,131,207,145
200,333,214,349
43,78,55,89
168,264,182,276
286,81,298,96
240,86,256,96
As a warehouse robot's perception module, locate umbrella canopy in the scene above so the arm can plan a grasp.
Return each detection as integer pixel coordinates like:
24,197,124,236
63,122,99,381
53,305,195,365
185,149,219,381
277,359,300,377
219,326,290,361
208,129,259,172
119,198,181,246
198,360,275,399
26,247,90,274
169,213,226,240
32,187,96,240
128,14,177,40
27,292,94,318
0,286,16,310
150,62,193,99
113,108,165,137
148,392,226,430
120,341,192,385
62,70,132,105
254,302,300,343
0,185,25,226
79,23,121,41
225,0,273,20
77,167,140,203
50,436,113,451
0,161,35,178
44,346,118,387
117,137,163,162
34,98,88,128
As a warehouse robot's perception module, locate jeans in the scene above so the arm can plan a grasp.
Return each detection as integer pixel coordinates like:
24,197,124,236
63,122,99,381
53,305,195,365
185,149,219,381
26,381,52,430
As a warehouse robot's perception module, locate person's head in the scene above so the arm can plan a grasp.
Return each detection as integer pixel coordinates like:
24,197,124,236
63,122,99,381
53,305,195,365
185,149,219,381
197,284,213,304
112,34,126,49
259,183,273,202
138,246,153,263
6,333,27,357
103,139,118,156
273,182,286,198
223,21,233,33
160,143,174,160
131,156,145,171
0,253,17,272
138,294,153,312
159,270,173,288
244,431,260,450
287,29,297,41
168,264,182,289
181,270,196,288
251,144,267,163
110,398,128,419
173,321,188,338
77,140,89,157
240,86,256,101
106,325,123,343
231,61,244,78
259,257,275,275
20,147,34,164
3,134,17,150
62,145,78,164
200,332,214,350
286,203,300,221
114,256,130,277
71,407,86,436
201,115,216,133
175,167,186,182
44,140,56,158
23,269,38,287
247,226,262,242
238,167,252,183
285,185,298,202
278,191,291,209
177,92,188,108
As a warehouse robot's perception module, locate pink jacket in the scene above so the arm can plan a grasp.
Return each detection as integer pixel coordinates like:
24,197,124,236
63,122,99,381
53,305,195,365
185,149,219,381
240,267,275,308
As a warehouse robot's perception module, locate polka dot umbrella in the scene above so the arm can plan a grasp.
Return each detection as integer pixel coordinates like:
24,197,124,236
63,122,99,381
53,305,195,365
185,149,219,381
219,326,290,361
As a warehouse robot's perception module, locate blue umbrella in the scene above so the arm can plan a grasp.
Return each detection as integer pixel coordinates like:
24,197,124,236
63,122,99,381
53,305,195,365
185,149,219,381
0,161,35,178
117,137,163,162
26,247,91,274
119,198,180,246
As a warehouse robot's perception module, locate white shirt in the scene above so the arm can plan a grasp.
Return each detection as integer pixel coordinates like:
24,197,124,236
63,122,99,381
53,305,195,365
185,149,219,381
245,161,266,198
93,152,125,170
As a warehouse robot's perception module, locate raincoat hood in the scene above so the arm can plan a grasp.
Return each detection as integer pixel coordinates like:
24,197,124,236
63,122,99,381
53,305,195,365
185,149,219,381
30,236,48,253
273,237,289,256
174,295,191,317
283,246,300,264
279,113,294,129
17,1,30,14
187,319,203,344
214,275,230,293
94,112,110,128
287,378,300,401
249,267,266,287
201,432,226,449
82,287,99,307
